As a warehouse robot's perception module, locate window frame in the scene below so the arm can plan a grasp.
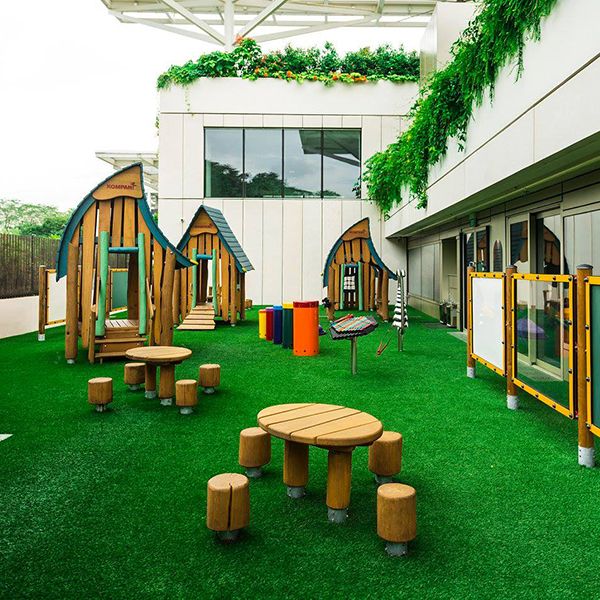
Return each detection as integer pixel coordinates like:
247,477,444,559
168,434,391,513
203,127,362,200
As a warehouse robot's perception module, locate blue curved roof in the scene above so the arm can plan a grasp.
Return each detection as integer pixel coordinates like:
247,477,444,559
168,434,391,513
322,217,397,286
55,163,192,280
178,205,253,273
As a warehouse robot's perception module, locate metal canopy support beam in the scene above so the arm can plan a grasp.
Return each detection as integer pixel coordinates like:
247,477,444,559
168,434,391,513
159,0,225,44
237,0,291,38
109,10,220,44
223,0,235,50
254,15,377,43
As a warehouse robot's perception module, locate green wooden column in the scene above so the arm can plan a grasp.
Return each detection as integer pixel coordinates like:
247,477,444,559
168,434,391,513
339,264,346,310
358,262,364,311
212,248,218,314
137,233,147,335
191,249,198,308
95,231,109,337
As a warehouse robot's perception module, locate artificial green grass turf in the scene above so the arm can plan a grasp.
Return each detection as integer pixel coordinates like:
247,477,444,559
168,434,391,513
1,308,600,599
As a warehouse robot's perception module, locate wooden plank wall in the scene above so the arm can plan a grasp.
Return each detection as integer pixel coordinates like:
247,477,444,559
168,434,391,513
66,195,180,357
180,228,244,323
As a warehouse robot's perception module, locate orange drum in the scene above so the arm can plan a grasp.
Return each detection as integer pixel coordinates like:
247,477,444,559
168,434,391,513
293,301,319,356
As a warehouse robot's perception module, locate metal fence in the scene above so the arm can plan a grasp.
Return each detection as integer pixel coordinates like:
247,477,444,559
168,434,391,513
0,234,60,299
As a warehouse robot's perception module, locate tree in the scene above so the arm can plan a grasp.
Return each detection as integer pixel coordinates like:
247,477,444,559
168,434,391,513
0,199,71,238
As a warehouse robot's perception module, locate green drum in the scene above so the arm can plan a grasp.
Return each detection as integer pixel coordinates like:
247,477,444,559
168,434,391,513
282,303,294,349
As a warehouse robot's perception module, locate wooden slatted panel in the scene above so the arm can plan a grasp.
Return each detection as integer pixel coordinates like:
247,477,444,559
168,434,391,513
123,198,136,247
80,204,97,348
152,240,164,344
363,263,371,312
220,246,229,320
214,237,221,313
351,239,361,263
111,198,123,247
292,413,379,445
259,404,339,426
369,266,376,311
229,252,237,325
180,260,188,319
97,201,111,236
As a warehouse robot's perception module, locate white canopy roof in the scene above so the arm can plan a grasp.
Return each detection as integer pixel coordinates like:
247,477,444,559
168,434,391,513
101,0,442,48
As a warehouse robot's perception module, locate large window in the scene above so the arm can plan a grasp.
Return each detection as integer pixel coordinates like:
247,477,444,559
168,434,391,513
204,128,361,199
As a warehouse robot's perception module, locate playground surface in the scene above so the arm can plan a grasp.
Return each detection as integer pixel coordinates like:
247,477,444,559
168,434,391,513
2,308,600,598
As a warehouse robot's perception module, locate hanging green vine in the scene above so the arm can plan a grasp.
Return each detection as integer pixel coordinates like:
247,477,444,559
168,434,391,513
157,39,419,89
363,0,560,214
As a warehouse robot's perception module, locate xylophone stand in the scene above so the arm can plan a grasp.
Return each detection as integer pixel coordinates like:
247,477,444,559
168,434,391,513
351,337,358,375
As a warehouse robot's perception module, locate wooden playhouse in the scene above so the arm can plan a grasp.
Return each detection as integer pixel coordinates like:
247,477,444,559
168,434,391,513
176,205,253,330
323,217,397,321
55,163,192,363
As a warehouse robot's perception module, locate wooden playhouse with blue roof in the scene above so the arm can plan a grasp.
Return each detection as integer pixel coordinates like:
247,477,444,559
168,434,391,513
323,217,396,321
176,205,253,330
56,163,192,363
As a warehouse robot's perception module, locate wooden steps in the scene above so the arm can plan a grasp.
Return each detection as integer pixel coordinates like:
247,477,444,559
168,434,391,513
178,303,216,331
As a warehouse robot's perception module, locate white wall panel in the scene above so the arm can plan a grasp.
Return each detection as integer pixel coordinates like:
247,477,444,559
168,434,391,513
303,115,322,128
182,199,203,234
302,201,322,300
221,200,244,246
158,198,183,242
361,116,382,198
283,115,302,128
182,114,203,198
323,115,342,128
243,114,263,127
242,201,264,304
158,113,183,199
282,201,303,301
262,201,284,304
341,201,362,231
223,114,244,127
322,201,343,269
263,115,283,128
380,116,401,147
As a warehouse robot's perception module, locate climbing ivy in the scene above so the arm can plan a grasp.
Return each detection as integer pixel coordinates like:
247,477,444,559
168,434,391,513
157,39,419,89
363,0,560,214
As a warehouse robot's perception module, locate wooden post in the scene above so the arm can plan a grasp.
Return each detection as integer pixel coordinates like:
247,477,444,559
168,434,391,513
577,264,595,467
239,273,246,321
159,250,176,346
38,266,47,341
230,253,237,326
159,364,176,406
283,440,309,497
65,241,79,363
145,364,157,399
326,448,353,523
327,266,336,321
466,264,476,378
505,265,518,410
172,269,180,326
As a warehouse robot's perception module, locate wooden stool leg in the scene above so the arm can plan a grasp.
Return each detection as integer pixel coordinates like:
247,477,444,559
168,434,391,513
283,440,308,498
145,364,157,399
159,364,175,406
326,449,353,523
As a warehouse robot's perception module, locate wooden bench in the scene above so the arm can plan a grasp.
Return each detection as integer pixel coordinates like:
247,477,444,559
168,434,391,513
206,473,250,541
368,431,403,484
377,483,416,556
239,427,271,478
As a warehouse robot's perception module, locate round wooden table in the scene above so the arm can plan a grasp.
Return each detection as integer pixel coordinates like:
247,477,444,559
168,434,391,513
258,403,383,522
126,346,192,405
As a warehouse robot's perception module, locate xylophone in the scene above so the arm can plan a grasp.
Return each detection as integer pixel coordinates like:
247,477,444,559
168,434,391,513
329,314,378,375
329,314,378,340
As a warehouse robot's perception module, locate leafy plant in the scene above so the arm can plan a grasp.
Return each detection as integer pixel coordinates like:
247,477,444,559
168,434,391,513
363,0,559,214
0,199,71,238
157,39,419,89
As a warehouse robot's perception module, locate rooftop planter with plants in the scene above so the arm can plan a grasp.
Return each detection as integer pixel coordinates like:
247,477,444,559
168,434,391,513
363,0,560,214
157,39,419,89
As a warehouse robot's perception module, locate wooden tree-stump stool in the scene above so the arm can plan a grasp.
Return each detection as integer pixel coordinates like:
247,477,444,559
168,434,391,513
368,431,403,485
124,363,145,391
176,379,198,415
239,427,271,478
88,377,113,413
206,473,250,542
377,483,416,556
199,364,221,394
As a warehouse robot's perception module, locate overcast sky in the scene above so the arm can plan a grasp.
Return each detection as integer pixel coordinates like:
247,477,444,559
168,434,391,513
0,1,424,211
